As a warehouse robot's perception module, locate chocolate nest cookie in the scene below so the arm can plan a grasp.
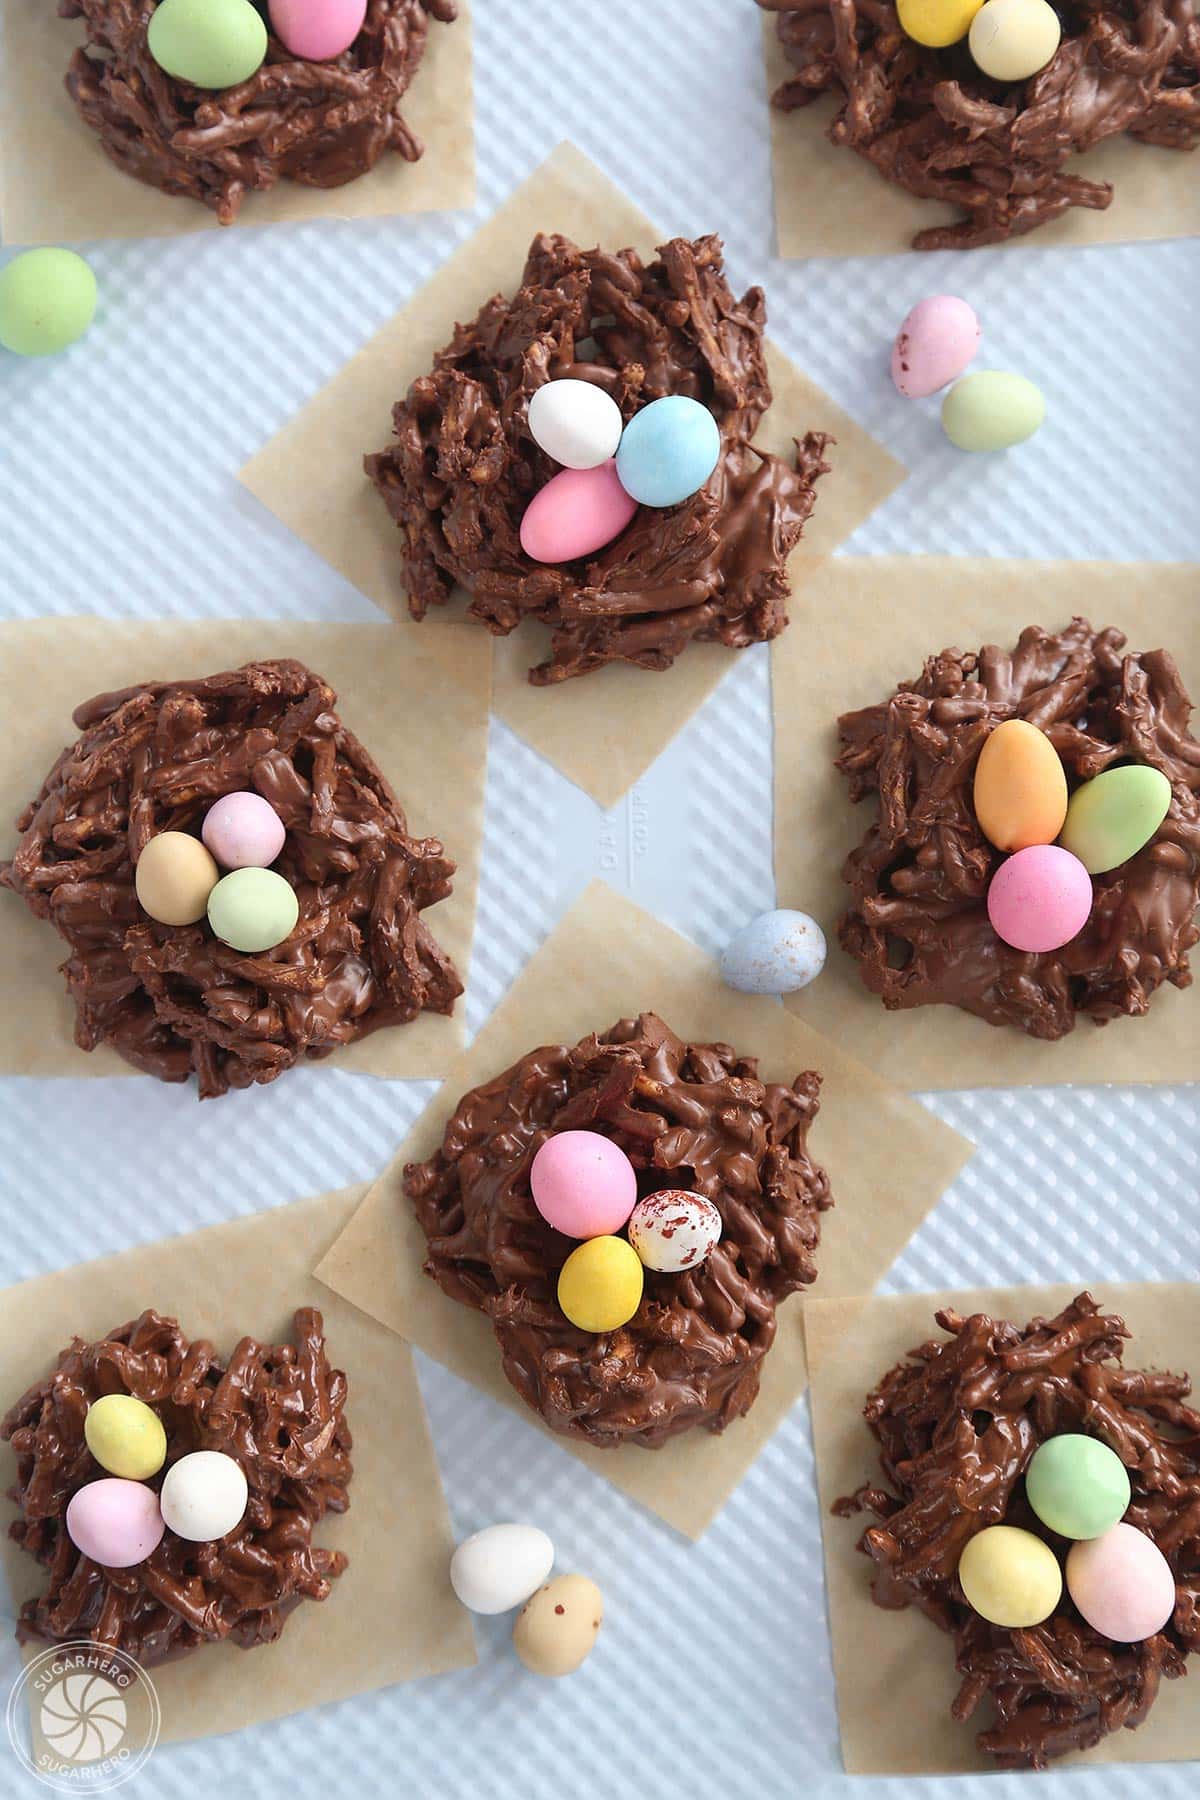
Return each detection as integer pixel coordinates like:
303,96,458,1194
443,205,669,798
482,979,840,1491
835,617,1200,1038
61,0,457,225
837,1293,1200,1768
760,0,1200,249
366,232,832,684
2,1308,351,1665
1,658,461,1097
404,1012,833,1448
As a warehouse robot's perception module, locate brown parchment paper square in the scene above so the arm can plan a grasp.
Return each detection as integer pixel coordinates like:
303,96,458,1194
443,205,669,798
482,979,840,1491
0,0,474,245
0,616,490,1081
762,15,1200,258
773,557,1200,1090
240,140,906,808
313,879,972,1539
806,1283,1200,1775
0,1186,477,1743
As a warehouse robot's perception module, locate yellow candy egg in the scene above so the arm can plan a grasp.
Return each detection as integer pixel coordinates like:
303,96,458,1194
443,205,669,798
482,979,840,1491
557,1236,644,1333
84,1394,168,1481
135,831,219,926
898,0,985,48
973,719,1068,852
958,1524,1062,1627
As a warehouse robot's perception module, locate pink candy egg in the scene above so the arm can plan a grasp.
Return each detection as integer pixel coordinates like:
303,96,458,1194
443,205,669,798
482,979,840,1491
530,1130,638,1239
987,844,1092,953
202,791,286,870
66,1478,165,1568
269,0,367,60
891,296,981,399
1066,1522,1176,1642
519,460,638,565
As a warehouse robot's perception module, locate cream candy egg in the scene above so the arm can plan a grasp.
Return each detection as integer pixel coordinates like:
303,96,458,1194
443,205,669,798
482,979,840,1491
202,791,286,870
969,0,1062,82
450,1523,555,1615
66,1479,165,1568
958,1524,1062,1628
159,1450,248,1542
519,460,638,564
530,1130,637,1238
719,909,827,995
84,1394,167,1482
627,1190,722,1274
1066,1522,1176,1642
135,831,219,927
513,1574,603,1677
891,296,981,399
528,379,624,470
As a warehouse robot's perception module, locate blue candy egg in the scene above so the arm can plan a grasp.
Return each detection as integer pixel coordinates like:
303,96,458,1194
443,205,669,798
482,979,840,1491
615,396,721,508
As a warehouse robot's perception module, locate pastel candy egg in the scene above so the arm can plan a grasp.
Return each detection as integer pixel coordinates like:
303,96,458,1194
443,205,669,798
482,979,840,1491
0,249,97,357
84,1395,167,1482
973,718,1068,852
148,0,268,87
202,791,287,870
519,460,638,564
615,395,721,509
135,831,220,926
1058,765,1172,875
207,866,299,953
719,909,827,995
66,1479,165,1568
969,0,1062,80
450,1523,555,1615
160,1451,248,1541
557,1236,644,1334
270,0,366,60
942,371,1045,451
898,0,985,46
513,1575,603,1678
627,1190,722,1274
530,1130,637,1238
958,1524,1062,1627
891,296,981,399
1066,1522,1175,1642
987,843,1092,953
1026,1434,1131,1541
528,378,624,470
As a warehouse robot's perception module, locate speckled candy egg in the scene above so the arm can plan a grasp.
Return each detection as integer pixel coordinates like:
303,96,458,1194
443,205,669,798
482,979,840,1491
969,0,1062,81
135,831,220,926
987,844,1092,953
958,1524,1062,1628
527,378,624,470
270,0,367,60
202,791,287,870
519,461,638,563
159,1450,248,1541
1026,1434,1131,1541
615,395,721,508
66,1479,165,1568
0,249,97,357
450,1523,555,1615
557,1236,644,1333
942,371,1046,451
148,0,268,88
84,1395,167,1482
513,1574,603,1677
530,1130,637,1238
973,718,1068,852
207,866,299,953
1066,1522,1176,1642
897,0,985,45
627,1190,722,1274
719,908,827,995
1058,765,1172,875
891,296,981,399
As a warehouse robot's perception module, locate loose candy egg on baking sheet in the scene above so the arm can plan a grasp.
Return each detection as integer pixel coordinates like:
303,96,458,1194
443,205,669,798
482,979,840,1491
942,371,1046,451
84,1395,168,1482
973,718,1068,852
66,1478,165,1568
719,909,827,995
627,1190,722,1273
891,296,981,399
958,1524,1062,1628
450,1524,555,1615
519,460,638,563
159,1450,248,1542
528,378,624,470
0,249,97,357
615,395,722,508
513,1575,604,1678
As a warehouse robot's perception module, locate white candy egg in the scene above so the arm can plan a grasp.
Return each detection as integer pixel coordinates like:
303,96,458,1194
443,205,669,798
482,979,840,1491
628,1190,722,1274
527,379,624,470
719,909,827,995
450,1523,555,1615
159,1450,248,1542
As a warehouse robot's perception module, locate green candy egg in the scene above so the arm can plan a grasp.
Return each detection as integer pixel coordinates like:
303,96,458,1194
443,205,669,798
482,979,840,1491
0,249,97,356
207,867,298,953
941,371,1045,452
1059,765,1172,875
1026,1433,1131,1540
148,0,268,89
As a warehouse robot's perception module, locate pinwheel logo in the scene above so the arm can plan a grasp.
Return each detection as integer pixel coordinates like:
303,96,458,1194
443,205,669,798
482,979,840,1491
6,1642,159,1792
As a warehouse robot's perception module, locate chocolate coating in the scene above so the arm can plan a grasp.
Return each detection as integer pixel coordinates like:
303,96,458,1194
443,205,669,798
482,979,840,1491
366,232,832,684
404,1013,832,1447
1,659,461,1097
835,618,1200,1037
759,0,1200,249
2,1308,351,1666
60,0,458,225
837,1294,1200,1768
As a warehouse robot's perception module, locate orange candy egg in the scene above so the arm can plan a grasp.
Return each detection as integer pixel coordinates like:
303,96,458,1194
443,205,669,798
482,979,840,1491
973,719,1068,853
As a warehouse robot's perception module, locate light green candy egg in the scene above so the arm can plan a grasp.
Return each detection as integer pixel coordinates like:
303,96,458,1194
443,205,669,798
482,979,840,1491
0,249,97,356
941,371,1045,452
1059,765,1172,874
148,0,268,89
1026,1434,1131,1540
207,867,299,953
